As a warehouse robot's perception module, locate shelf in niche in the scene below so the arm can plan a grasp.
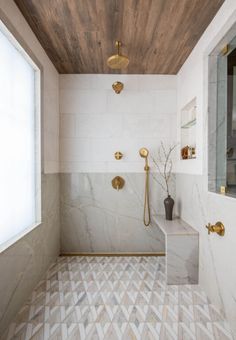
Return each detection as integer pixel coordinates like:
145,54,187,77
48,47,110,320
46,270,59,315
181,118,196,129
181,156,196,160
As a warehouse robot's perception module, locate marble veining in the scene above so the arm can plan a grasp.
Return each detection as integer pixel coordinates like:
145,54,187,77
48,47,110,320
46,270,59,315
167,235,199,285
60,173,176,253
176,173,236,338
153,216,199,285
0,174,60,336
154,216,198,236
1,256,233,340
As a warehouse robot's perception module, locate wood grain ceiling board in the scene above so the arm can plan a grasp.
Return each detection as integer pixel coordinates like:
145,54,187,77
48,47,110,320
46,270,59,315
14,0,225,74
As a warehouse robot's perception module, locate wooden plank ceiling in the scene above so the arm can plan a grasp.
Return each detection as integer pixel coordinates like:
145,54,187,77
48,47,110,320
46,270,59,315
14,0,224,74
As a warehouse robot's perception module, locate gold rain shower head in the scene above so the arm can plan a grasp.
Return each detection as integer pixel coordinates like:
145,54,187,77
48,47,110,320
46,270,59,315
107,41,129,69
139,148,149,158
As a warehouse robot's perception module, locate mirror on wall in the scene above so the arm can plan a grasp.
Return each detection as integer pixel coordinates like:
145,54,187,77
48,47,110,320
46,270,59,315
208,29,236,196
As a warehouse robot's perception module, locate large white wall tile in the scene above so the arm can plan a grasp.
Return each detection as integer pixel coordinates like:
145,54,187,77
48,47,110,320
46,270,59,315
60,138,91,162
60,74,92,90
60,114,76,138
76,114,123,138
123,114,173,139
107,90,153,114
153,90,177,114
59,75,177,173
60,89,107,114
137,75,176,90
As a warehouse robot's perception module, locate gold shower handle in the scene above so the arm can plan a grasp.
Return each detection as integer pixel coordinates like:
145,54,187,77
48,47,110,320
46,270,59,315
206,222,225,236
206,223,211,235
112,176,125,191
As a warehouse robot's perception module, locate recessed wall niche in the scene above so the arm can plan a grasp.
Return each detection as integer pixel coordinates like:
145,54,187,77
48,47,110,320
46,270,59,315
208,21,236,196
180,97,197,160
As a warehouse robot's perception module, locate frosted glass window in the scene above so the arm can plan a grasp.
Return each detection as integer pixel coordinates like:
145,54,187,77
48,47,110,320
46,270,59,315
0,21,41,250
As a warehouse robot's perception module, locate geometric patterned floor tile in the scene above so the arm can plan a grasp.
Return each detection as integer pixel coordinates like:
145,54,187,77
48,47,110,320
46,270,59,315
1,256,233,340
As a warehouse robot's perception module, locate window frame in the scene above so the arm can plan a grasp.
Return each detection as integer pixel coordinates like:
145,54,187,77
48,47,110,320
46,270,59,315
0,17,42,253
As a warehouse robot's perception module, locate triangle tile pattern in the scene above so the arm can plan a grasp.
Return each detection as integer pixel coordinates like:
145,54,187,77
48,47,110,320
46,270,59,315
1,256,233,340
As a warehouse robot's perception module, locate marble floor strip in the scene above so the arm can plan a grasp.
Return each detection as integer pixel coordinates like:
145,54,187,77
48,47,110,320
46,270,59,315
1,256,233,340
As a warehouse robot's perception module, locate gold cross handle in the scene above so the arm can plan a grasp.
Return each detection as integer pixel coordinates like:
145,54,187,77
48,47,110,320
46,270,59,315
114,151,123,160
206,222,225,236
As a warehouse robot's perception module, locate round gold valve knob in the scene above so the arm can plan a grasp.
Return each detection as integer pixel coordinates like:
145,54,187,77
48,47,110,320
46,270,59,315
112,176,125,191
114,151,123,160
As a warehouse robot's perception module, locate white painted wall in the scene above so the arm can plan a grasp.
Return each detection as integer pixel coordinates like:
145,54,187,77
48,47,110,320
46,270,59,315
0,0,59,174
176,0,236,336
59,74,177,173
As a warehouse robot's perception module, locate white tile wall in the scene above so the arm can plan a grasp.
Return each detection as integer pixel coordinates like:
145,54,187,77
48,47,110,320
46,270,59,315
59,75,177,173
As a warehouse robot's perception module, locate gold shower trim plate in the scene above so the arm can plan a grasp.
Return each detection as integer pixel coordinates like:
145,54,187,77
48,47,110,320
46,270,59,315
60,252,165,257
112,176,125,191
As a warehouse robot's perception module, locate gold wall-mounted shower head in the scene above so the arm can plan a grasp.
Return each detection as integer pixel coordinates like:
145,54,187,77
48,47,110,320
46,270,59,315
139,148,149,158
107,41,129,69
112,81,124,94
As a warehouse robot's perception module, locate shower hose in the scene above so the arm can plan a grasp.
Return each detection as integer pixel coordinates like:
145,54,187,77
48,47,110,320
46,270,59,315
143,166,151,226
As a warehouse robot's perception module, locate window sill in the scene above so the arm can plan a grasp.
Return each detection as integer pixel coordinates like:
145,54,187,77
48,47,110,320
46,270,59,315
0,221,42,254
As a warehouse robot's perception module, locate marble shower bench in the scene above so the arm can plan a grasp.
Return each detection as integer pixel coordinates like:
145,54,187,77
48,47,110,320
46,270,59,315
153,216,199,285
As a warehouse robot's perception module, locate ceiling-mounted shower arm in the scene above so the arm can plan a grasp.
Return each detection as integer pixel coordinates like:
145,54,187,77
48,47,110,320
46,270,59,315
115,40,121,55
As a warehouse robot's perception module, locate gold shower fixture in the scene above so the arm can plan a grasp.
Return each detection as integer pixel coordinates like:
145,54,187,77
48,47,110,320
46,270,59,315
112,176,125,191
206,221,225,236
112,81,124,94
107,41,129,69
139,148,151,226
114,151,123,160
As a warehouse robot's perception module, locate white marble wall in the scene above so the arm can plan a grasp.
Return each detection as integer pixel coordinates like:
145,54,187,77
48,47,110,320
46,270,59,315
59,75,177,253
0,174,60,336
176,1,236,337
60,173,176,253
176,174,236,337
59,74,177,173
153,216,199,285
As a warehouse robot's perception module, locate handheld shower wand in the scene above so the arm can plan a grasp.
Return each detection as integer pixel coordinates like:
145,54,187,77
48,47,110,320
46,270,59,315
139,148,151,226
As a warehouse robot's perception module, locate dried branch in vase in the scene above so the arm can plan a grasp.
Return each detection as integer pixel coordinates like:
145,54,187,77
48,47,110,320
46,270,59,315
151,142,177,196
